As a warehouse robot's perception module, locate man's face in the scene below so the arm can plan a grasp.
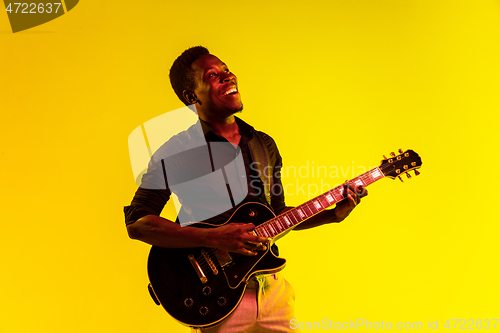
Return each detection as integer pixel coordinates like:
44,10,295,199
190,54,243,119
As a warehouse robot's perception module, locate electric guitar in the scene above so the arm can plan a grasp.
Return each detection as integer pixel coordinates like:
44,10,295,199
147,149,422,328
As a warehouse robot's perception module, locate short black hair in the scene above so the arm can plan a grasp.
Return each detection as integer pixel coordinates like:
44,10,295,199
169,46,210,106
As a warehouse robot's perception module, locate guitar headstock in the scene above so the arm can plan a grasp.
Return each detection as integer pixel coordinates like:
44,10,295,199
380,149,422,181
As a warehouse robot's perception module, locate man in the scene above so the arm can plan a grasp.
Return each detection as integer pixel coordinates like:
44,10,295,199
124,46,366,332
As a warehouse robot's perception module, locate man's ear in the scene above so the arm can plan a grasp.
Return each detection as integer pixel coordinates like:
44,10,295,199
183,90,200,105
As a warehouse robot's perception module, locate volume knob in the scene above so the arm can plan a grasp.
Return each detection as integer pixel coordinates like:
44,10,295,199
218,297,227,306
202,286,212,296
199,306,209,316
184,298,194,307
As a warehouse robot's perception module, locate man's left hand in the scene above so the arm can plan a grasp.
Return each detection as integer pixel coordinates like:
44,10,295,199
333,181,368,222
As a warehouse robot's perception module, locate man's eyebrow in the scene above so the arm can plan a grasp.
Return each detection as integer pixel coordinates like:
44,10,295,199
204,63,228,74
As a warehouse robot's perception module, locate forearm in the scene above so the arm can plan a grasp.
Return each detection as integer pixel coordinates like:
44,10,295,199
126,214,269,255
126,215,210,248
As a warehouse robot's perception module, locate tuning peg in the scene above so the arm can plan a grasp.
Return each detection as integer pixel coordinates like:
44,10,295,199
398,149,403,154
398,176,403,182
390,152,396,157
414,169,421,176
406,172,412,179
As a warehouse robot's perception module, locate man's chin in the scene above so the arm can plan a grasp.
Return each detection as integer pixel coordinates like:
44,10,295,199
228,103,243,115
233,104,243,114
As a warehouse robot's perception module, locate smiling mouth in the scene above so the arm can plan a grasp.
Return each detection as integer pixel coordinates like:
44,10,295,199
223,87,238,96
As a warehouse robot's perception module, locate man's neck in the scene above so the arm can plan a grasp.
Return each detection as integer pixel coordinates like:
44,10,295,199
201,114,241,146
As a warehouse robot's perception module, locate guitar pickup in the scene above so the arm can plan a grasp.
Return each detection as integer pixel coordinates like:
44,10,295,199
201,250,219,275
188,254,208,284
214,249,233,268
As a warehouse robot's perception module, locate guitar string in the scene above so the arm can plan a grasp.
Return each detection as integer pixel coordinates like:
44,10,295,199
192,162,418,269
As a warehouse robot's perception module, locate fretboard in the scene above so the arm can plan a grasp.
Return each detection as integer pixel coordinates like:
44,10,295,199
254,166,385,238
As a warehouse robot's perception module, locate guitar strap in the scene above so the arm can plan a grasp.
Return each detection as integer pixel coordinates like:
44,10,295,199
247,131,274,208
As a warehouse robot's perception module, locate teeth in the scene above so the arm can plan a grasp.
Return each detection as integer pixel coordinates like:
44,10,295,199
224,88,237,95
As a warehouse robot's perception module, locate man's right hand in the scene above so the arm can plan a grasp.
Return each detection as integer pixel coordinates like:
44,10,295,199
204,223,270,256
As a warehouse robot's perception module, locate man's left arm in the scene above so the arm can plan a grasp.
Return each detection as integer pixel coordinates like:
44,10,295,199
291,181,367,230
267,141,367,230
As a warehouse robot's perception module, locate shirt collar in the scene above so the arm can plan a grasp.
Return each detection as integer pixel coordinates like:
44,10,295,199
197,116,255,143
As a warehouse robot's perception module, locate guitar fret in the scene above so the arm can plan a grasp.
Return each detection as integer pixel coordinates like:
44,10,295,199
313,199,323,210
308,201,318,214
287,212,297,224
280,217,288,229
259,227,269,237
304,203,315,215
277,217,286,231
272,221,278,231
332,188,343,201
361,173,372,185
259,225,268,237
269,223,278,236
266,224,275,236
300,202,312,215
338,186,345,196
325,192,335,204
273,219,283,232
309,200,321,214
283,215,292,227
318,195,329,208
268,225,275,236
367,172,376,184
370,167,383,181
353,178,364,187
296,207,305,219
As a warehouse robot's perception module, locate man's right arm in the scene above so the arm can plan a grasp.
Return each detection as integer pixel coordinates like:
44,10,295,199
125,176,269,256
126,214,269,256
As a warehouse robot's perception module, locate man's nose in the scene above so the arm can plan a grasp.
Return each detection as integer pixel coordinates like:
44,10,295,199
220,72,235,84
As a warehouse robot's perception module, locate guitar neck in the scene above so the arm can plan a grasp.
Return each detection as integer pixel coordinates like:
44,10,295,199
254,166,385,238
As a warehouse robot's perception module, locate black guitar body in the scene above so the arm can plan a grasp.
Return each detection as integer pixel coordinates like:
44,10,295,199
147,202,287,328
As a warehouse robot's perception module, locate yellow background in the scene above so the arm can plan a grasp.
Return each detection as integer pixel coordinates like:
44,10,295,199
1,0,499,331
